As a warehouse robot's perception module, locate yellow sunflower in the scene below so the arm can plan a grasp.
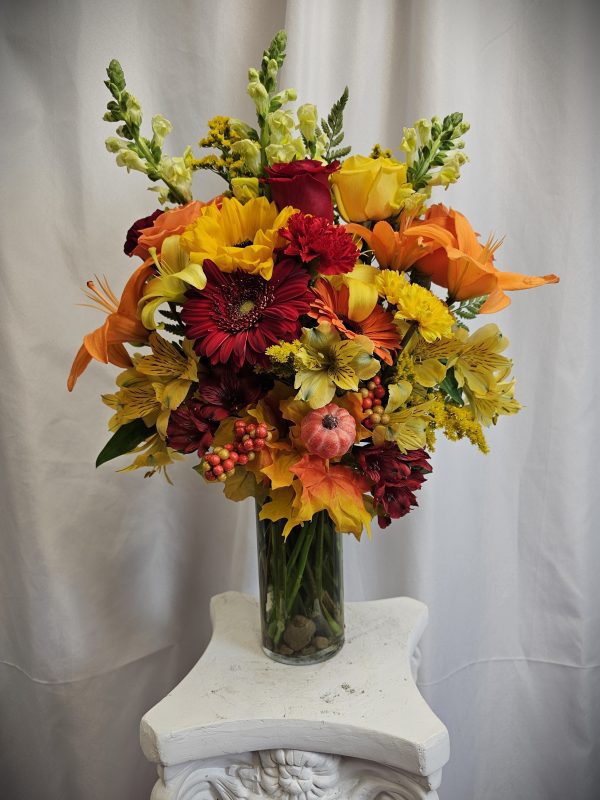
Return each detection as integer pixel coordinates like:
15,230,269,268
180,196,296,280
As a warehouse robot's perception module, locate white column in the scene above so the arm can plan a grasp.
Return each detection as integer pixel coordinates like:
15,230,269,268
141,592,449,799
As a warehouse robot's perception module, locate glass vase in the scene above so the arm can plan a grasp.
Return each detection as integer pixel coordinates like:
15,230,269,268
255,502,344,665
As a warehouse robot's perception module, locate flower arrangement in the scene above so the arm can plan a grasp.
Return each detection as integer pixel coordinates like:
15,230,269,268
69,31,558,662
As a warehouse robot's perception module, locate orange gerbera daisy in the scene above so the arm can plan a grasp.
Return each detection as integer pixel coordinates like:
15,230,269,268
309,278,400,364
67,262,153,390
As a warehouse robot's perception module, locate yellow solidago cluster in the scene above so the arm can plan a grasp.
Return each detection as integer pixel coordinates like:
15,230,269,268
191,115,245,181
427,394,489,454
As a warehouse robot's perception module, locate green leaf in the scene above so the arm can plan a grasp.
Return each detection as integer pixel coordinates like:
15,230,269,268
321,87,350,162
452,295,488,319
439,367,464,405
95,419,153,468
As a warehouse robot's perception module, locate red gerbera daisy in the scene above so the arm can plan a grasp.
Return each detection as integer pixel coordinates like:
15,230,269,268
182,259,312,368
280,212,359,275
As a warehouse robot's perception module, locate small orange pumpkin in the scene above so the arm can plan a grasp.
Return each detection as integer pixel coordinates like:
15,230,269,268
300,403,356,459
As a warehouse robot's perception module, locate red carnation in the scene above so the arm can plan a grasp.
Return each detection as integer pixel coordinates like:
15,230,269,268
181,259,312,368
356,442,432,528
265,159,340,221
280,212,359,275
123,209,162,256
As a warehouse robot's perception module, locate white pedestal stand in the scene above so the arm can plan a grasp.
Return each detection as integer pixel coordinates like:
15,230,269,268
140,592,449,799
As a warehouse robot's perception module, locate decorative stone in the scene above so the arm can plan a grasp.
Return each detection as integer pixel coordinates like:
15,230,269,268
283,615,316,652
141,592,449,799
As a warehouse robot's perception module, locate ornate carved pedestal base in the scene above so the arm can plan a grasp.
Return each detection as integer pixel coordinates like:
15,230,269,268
141,593,449,799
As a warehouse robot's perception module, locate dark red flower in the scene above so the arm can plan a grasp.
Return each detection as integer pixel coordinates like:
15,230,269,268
123,209,162,256
198,365,269,417
356,442,432,527
265,159,340,221
166,398,219,455
181,259,312,368
280,212,359,275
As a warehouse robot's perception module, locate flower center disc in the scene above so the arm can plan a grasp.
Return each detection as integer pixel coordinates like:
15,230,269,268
239,300,256,315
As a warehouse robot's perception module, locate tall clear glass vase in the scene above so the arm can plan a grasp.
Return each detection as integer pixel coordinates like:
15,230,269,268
255,503,344,665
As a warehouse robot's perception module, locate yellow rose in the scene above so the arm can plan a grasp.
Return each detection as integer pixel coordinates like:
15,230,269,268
331,155,414,222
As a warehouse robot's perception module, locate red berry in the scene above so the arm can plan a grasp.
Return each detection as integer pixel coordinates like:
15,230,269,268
205,470,216,481
253,438,266,450
362,398,373,409
237,454,248,465
222,458,234,471
373,375,381,385
243,438,255,451
247,423,257,433
224,443,234,451
256,424,268,438
206,453,221,466
374,386,386,399
229,451,239,463
368,390,375,399
213,464,224,476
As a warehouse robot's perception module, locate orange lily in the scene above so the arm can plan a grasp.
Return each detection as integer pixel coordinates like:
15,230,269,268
405,205,559,310
67,262,153,391
347,216,446,271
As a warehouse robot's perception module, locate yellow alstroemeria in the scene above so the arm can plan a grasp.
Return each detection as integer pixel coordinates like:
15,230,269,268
133,334,198,435
139,235,207,330
410,336,463,388
465,376,521,427
102,368,161,431
103,333,198,438
371,381,432,451
293,323,380,409
448,324,511,396
117,433,182,482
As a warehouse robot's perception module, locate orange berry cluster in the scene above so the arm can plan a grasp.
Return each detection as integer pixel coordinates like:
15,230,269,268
360,376,390,429
200,420,270,482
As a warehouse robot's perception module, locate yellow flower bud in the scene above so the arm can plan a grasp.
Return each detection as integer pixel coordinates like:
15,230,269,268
231,177,260,203
247,78,269,116
151,114,172,147
265,138,306,165
115,148,147,173
297,103,318,141
330,155,414,222
230,139,262,175
267,110,295,144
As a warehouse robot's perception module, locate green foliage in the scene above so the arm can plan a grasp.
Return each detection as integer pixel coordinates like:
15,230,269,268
452,295,488,319
321,87,351,161
439,367,464,406
96,419,154,468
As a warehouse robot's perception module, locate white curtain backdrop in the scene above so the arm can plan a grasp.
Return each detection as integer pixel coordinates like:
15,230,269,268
1,1,599,798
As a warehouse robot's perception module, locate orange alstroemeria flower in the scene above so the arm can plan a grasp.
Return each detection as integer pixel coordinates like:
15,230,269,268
132,198,222,260
309,277,400,365
67,262,153,391
405,205,559,311
346,217,447,271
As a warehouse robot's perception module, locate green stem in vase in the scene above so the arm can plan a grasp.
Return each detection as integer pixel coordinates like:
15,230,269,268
286,516,317,616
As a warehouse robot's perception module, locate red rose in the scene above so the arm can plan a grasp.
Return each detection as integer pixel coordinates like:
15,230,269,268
265,159,340,221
